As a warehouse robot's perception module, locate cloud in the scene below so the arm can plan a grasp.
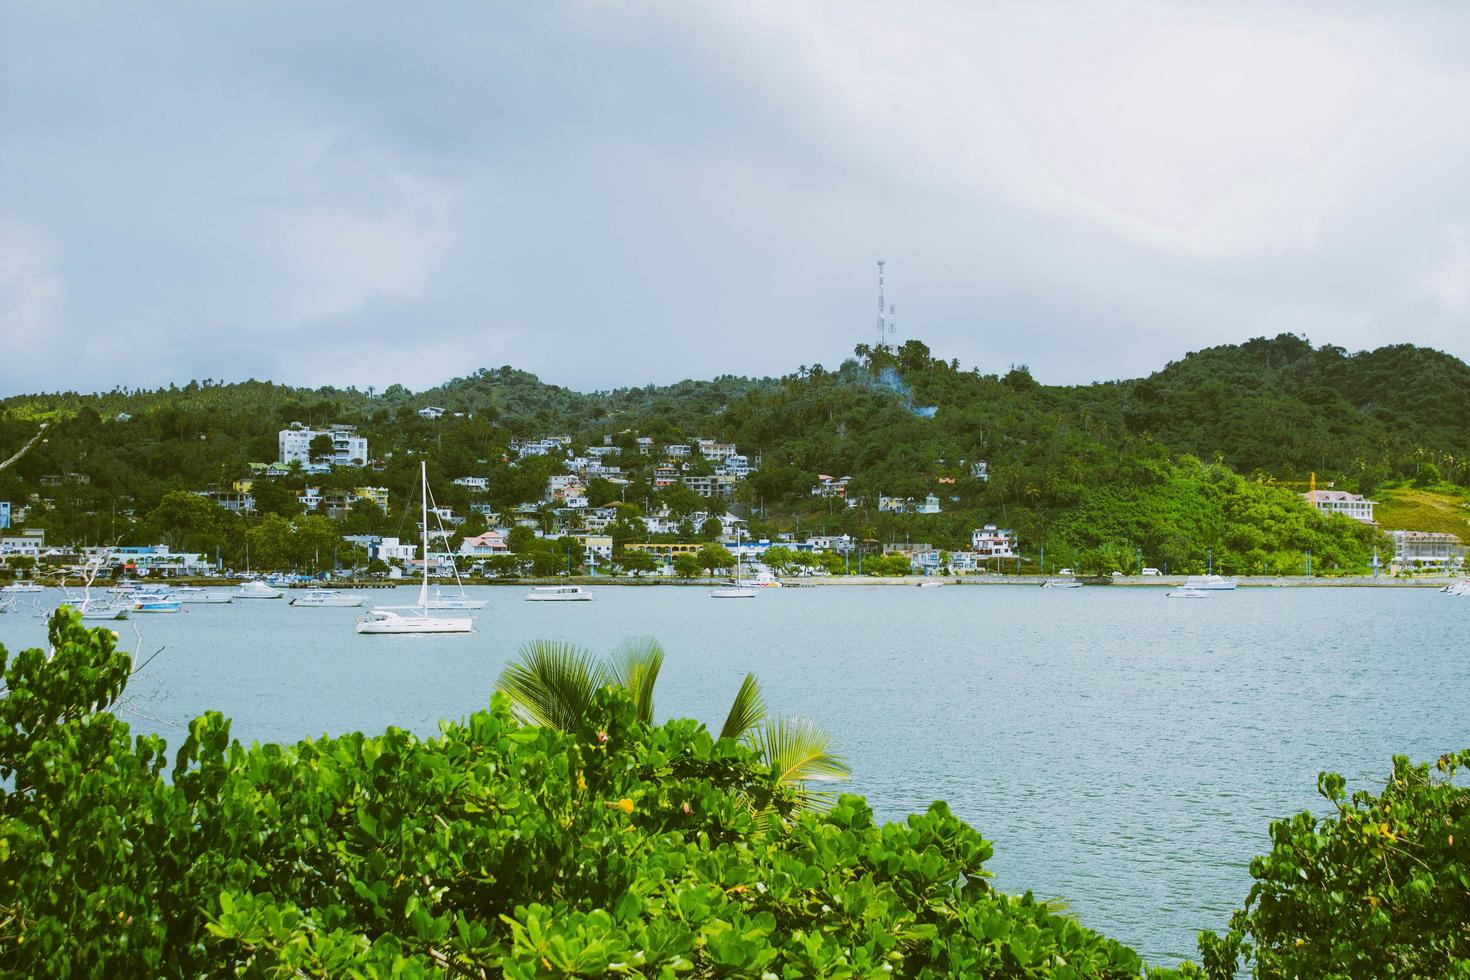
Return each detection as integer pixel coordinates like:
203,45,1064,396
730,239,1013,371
1,1,1468,395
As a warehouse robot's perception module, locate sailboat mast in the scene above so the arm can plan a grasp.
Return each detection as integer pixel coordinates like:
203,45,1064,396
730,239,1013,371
421,461,430,606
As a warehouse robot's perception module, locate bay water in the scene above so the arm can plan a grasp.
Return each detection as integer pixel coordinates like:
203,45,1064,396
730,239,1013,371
2,583,1465,964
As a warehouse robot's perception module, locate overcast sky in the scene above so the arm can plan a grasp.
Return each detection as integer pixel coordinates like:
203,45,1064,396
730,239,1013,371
2,1,1468,396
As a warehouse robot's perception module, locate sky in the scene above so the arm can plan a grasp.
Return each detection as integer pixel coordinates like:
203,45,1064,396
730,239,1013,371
2,1,1468,396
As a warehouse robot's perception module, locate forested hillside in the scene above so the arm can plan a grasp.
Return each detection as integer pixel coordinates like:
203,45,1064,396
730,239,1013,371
1,335,1465,575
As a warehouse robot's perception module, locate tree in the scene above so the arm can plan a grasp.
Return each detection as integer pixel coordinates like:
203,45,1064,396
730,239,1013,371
250,479,303,518
496,639,848,810
617,550,658,577
763,545,796,573
696,542,736,577
672,553,703,578
506,525,537,555
308,433,334,463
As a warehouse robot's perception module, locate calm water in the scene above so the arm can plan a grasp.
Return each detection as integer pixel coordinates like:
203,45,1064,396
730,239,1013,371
2,583,1466,964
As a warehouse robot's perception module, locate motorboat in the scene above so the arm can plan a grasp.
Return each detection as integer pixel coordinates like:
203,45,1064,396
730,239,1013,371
78,598,131,621
1042,578,1083,589
1,580,43,594
751,570,783,588
233,580,283,599
710,581,757,598
526,585,593,602
133,595,182,613
356,608,473,634
1183,575,1236,591
291,589,365,607
356,463,474,635
1166,588,1209,599
1444,580,1470,597
917,580,944,588
425,588,487,610
179,589,233,604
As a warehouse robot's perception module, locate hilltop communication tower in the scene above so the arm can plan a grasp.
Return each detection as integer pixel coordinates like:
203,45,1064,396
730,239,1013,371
876,260,897,348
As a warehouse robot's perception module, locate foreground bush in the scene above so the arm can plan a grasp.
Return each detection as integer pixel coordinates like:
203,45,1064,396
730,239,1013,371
1,611,1187,977
1200,752,1470,979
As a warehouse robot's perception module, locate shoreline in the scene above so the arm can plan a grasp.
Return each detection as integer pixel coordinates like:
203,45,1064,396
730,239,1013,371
31,573,1455,589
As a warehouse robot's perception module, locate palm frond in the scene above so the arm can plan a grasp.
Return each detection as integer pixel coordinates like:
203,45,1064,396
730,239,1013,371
719,672,767,742
747,716,850,810
608,637,664,725
496,639,608,732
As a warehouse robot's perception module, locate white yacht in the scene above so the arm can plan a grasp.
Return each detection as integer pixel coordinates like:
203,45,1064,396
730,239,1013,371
133,594,182,613
1,581,43,594
710,581,756,598
1184,575,1237,591
1042,578,1083,589
233,580,283,600
1166,588,1209,599
78,598,131,621
751,570,783,588
358,463,474,634
425,587,487,610
179,588,233,604
291,589,365,607
525,585,593,602
1444,580,1470,597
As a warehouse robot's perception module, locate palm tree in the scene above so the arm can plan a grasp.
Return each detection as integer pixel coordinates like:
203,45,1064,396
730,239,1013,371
496,638,848,811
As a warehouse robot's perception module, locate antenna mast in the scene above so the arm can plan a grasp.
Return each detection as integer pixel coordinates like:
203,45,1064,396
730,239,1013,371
876,260,891,348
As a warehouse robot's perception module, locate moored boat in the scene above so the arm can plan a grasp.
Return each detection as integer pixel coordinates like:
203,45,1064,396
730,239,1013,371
526,585,593,602
356,608,473,634
1,581,43,594
1042,578,1083,589
1166,588,1209,599
233,580,283,599
1183,575,1236,591
133,595,182,613
291,589,365,607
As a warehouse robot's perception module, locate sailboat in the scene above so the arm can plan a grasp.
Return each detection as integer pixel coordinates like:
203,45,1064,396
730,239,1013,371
710,529,757,598
357,462,475,634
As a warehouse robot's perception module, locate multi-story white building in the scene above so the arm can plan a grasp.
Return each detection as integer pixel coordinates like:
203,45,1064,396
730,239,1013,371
1304,489,1376,524
278,424,368,467
971,525,1016,559
1390,530,1464,568
454,476,490,492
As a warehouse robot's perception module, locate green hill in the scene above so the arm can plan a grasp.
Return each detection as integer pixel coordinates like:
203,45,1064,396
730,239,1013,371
1373,487,1470,542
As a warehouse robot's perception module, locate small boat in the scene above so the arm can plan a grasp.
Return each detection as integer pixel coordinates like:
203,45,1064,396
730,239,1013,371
1443,581,1470,597
526,585,593,602
291,589,365,607
917,580,944,588
78,599,131,621
233,581,283,599
133,595,182,613
1184,575,1236,591
1042,578,1083,589
356,608,473,634
710,580,757,598
751,570,783,589
425,588,487,610
1,581,43,594
179,590,233,604
1166,588,1209,599
0,594,15,614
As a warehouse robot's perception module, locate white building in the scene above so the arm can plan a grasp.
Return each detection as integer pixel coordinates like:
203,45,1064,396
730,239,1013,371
878,494,942,515
374,537,419,563
971,525,1016,559
454,476,490,492
278,424,368,467
417,406,446,420
1304,489,1376,524
1390,530,1464,568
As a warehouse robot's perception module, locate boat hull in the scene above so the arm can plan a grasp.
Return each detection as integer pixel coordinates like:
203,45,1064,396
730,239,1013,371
710,588,757,598
356,616,474,634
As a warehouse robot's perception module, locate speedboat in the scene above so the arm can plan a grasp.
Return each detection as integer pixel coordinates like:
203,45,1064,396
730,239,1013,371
233,580,283,599
526,585,593,602
77,598,131,621
917,580,944,588
1444,580,1470,597
179,589,233,604
1184,575,1236,591
1166,588,1209,599
751,570,783,588
710,581,757,598
356,608,473,634
291,589,365,607
1,580,43,594
133,595,182,613
1042,578,1083,589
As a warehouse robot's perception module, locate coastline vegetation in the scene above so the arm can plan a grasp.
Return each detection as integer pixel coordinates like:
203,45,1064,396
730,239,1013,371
4,612,1468,976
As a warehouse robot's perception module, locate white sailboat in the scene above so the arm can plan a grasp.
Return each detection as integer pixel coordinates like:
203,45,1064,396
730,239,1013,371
711,530,756,598
357,462,474,634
